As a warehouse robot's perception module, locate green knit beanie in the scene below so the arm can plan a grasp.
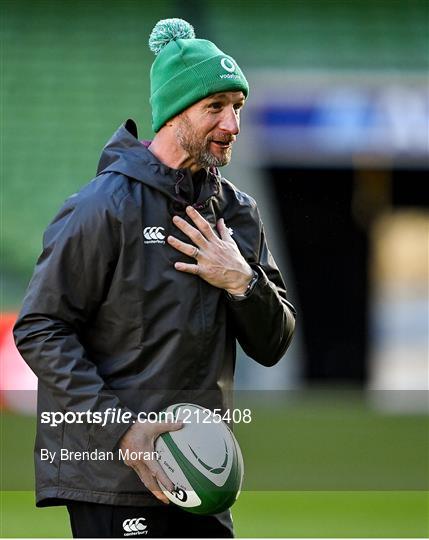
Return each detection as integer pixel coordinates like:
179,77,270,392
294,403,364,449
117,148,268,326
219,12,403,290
149,18,249,132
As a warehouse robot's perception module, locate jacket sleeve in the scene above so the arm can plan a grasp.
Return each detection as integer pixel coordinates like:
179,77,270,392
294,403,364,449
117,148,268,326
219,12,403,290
226,222,296,367
13,194,135,451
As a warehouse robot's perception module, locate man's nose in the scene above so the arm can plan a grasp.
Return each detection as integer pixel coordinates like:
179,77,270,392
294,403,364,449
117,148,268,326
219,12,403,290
218,108,240,135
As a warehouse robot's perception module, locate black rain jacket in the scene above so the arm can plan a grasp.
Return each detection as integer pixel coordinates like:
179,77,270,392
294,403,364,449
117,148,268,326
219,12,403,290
13,119,296,508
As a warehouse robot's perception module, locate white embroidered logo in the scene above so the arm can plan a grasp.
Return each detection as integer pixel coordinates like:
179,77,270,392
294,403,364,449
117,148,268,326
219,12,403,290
220,57,241,80
143,226,165,244
221,57,236,73
122,517,147,536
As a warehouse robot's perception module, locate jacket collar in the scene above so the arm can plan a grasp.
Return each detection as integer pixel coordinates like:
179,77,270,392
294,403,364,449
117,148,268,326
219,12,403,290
97,119,220,206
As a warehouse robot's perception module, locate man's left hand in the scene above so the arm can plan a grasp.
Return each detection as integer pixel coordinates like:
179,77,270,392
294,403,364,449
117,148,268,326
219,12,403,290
168,206,253,295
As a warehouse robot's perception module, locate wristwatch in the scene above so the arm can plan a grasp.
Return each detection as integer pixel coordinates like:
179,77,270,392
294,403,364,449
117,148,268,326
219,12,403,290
228,269,259,300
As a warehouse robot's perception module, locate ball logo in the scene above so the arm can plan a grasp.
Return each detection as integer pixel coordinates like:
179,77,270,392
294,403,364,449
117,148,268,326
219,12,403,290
122,517,147,536
188,440,229,474
143,226,165,244
221,57,236,73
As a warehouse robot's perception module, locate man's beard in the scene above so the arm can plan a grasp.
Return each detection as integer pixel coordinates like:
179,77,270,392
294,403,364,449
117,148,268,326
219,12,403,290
175,114,233,169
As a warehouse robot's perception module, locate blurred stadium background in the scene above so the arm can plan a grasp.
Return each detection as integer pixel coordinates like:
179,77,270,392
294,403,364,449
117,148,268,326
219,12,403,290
1,0,428,537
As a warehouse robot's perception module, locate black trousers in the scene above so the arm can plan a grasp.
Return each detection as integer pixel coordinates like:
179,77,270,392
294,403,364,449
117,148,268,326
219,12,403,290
66,501,234,538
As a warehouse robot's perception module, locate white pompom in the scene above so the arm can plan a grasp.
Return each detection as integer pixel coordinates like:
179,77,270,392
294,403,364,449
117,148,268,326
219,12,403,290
149,18,196,55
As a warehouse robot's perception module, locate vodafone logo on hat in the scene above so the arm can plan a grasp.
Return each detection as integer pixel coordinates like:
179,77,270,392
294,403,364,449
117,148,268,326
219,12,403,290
221,57,236,72
219,57,240,80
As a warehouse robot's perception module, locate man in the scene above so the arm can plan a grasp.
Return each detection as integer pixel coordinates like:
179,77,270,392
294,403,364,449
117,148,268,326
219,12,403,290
14,18,295,538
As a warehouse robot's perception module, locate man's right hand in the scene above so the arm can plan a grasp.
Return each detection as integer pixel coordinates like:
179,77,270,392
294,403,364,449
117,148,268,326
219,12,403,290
119,420,183,504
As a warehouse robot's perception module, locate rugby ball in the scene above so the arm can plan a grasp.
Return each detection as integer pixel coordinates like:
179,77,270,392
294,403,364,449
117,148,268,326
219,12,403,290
155,403,244,515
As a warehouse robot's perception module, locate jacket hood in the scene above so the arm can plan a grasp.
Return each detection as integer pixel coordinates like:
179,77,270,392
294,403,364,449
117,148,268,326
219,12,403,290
96,119,220,206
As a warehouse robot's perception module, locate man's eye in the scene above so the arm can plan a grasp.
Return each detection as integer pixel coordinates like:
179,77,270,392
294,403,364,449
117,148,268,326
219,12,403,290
209,102,223,110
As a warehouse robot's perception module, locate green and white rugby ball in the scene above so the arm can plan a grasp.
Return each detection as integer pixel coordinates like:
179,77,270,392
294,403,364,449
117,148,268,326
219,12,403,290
155,403,244,515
